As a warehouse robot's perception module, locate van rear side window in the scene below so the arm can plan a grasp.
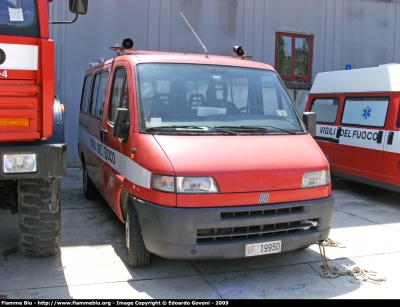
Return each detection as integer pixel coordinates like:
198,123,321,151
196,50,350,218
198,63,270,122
310,98,339,123
341,97,389,128
80,74,92,114
90,70,109,120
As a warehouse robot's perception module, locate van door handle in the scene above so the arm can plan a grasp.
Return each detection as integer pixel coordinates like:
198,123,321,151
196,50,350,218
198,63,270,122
376,131,383,144
387,132,394,145
336,127,342,138
100,129,108,145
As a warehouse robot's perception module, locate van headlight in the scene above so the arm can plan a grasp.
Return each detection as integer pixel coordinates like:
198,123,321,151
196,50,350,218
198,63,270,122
3,153,37,173
152,174,219,193
301,170,330,188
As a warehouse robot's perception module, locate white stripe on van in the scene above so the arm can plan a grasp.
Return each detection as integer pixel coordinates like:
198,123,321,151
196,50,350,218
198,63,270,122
0,43,38,70
79,128,151,188
316,124,400,153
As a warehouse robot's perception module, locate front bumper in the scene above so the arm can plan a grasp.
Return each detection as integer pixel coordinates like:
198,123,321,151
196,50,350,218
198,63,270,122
130,194,335,260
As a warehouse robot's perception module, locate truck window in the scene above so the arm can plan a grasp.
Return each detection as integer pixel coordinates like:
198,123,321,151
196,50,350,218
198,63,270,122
341,97,389,128
137,63,304,134
80,74,92,114
310,98,339,124
109,68,128,123
90,70,109,120
0,0,39,37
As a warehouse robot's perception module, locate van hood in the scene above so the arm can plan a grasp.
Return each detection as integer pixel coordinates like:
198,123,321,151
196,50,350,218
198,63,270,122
153,134,327,193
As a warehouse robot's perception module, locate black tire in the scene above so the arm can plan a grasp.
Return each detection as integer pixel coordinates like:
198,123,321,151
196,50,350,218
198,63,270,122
18,178,61,257
83,163,96,199
126,202,151,267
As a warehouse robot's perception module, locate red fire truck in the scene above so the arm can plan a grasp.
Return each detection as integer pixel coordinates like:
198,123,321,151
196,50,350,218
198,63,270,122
0,0,87,256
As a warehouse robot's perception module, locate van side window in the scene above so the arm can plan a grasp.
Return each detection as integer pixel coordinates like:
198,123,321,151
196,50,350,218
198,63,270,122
90,70,109,120
341,97,389,128
310,98,339,123
397,105,400,128
80,74,92,114
109,68,128,123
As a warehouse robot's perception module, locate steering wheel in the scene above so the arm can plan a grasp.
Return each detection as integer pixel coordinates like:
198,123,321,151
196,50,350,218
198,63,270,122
0,0,16,8
237,106,264,113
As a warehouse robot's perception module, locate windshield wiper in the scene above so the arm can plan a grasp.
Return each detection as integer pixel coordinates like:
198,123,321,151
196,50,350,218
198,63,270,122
144,125,237,135
215,125,297,134
144,125,202,131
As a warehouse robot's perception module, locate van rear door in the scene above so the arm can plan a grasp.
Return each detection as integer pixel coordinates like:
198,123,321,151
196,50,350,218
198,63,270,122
383,95,400,187
335,96,388,182
86,69,109,195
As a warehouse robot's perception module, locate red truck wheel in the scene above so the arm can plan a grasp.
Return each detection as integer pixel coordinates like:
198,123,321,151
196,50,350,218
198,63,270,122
18,179,61,257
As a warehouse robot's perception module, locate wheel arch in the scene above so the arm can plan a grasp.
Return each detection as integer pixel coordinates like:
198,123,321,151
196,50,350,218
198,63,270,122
120,189,129,222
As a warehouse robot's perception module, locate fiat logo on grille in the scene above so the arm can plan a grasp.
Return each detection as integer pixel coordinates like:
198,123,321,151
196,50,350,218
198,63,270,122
258,192,270,203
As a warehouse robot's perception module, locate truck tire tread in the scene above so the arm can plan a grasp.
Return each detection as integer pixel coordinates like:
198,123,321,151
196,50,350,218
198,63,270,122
18,179,61,257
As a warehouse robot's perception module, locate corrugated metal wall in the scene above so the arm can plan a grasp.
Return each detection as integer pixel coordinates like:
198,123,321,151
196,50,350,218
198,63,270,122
49,0,400,166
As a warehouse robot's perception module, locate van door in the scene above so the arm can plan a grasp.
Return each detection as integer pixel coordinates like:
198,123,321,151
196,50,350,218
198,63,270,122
337,96,389,182
102,64,132,212
86,69,109,196
383,96,400,187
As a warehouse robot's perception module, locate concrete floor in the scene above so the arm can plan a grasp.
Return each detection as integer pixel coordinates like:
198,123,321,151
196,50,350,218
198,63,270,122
1,168,400,299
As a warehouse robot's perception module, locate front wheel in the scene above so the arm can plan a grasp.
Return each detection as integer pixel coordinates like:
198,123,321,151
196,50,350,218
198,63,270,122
83,163,96,199
18,178,61,257
126,202,151,267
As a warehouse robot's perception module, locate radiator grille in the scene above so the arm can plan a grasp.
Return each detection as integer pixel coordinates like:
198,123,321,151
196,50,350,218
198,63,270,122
220,205,304,219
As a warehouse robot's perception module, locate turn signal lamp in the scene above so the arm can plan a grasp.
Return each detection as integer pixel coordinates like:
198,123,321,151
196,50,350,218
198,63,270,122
0,118,29,126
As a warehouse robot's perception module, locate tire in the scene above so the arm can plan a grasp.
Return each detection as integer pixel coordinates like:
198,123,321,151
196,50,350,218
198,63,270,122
126,202,151,267
18,178,61,257
83,163,96,199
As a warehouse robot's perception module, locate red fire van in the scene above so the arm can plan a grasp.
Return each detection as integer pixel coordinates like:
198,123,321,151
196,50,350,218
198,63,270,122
78,38,334,267
305,64,400,193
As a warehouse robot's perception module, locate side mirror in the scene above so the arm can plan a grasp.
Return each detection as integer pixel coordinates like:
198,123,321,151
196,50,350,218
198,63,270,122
113,108,130,142
51,0,88,24
69,0,88,15
303,112,316,137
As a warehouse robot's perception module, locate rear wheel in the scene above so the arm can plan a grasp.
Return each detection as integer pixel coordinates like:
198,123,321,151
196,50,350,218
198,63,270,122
18,178,61,257
126,202,151,267
83,163,96,199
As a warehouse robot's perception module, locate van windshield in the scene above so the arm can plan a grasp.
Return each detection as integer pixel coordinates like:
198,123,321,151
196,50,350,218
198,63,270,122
137,63,305,135
0,0,38,37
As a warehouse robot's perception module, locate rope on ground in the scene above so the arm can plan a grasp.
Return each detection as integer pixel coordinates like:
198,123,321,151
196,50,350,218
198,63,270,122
317,240,386,285
322,237,346,248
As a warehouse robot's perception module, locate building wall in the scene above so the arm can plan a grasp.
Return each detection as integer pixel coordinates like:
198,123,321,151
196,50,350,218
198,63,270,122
49,0,400,166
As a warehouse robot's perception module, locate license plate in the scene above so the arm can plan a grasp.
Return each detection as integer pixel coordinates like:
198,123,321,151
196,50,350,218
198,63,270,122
245,240,282,257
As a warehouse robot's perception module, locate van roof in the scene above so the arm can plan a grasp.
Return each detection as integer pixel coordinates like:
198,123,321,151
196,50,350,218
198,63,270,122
310,63,400,94
86,49,276,72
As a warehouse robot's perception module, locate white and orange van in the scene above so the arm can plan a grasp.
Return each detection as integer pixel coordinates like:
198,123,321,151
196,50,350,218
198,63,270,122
305,64,400,193
78,38,334,267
